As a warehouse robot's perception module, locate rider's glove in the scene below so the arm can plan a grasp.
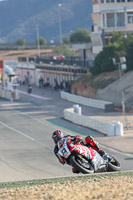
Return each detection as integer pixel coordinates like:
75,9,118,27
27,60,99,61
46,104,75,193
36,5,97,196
88,136,94,141
75,135,83,143
57,154,65,165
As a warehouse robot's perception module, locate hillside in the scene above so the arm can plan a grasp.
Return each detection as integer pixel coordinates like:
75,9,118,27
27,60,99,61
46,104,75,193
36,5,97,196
0,0,92,43
96,71,133,110
71,71,120,99
71,71,133,109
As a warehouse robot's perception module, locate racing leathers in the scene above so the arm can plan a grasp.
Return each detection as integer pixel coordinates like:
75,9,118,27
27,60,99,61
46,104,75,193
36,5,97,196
54,135,105,173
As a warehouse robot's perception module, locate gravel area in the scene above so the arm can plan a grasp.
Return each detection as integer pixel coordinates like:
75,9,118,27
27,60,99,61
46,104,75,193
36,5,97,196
0,175,132,200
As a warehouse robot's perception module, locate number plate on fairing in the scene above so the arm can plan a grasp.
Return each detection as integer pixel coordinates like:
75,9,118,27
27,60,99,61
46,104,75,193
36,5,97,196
58,139,71,158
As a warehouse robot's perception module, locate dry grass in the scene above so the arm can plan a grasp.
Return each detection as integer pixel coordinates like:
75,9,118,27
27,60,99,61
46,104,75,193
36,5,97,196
0,49,53,60
0,174,132,200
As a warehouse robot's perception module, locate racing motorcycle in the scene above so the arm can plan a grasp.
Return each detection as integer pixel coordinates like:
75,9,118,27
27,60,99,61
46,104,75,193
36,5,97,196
57,137,121,174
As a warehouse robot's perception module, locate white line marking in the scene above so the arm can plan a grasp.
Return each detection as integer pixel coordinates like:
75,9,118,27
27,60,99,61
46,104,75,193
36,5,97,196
0,120,49,148
19,90,52,100
100,144,133,157
0,121,35,141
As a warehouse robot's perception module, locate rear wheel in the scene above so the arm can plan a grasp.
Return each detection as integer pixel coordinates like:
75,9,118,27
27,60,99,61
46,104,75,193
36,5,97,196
108,157,121,171
69,154,94,174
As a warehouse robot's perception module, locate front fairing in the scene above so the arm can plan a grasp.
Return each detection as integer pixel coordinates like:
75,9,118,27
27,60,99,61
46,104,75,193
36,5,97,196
71,144,96,160
57,138,71,158
91,152,107,171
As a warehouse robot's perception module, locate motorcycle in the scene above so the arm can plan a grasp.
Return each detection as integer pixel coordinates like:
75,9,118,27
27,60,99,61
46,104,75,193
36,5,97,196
57,137,121,174
27,85,32,94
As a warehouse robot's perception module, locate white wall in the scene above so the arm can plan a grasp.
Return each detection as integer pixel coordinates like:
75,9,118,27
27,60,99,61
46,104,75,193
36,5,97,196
64,108,124,136
60,91,113,110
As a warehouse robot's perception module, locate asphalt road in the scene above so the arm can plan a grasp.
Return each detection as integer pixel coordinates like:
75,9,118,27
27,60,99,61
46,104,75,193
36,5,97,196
0,87,132,182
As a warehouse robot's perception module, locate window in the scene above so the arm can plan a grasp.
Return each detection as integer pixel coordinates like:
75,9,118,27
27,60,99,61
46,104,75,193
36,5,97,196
127,12,133,24
103,12,125,28
117,0,125,2
128,16,133,23
102,13,106,27
127,12,133,15
107,13,115,27
100,0,115,3
116,13,125,27
106,0,115,2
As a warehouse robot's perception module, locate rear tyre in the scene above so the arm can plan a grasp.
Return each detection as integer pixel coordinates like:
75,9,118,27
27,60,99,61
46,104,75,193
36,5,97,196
108,157,121,171
69,154,94,174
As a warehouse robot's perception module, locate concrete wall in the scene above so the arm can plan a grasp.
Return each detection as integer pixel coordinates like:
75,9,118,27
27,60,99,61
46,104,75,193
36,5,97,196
64,107,124,136
64,108,110,134
61,91,114,111
0,89,19,101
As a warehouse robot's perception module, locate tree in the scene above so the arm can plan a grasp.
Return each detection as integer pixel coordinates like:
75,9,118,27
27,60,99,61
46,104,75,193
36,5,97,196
110,32,133,50
126,41,133,71
90,31,133,75
59,45,78,57
16,38,26,46
63,36,70,44
110,31,124,45
70,29,91,43
110,32,133,71
90,44,121,75
37,37,47,46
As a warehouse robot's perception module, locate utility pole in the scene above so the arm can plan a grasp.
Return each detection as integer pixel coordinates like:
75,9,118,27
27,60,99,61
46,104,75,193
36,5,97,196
36,22,40,57
58,4,63,45
0,0,8,90
112,57,128,129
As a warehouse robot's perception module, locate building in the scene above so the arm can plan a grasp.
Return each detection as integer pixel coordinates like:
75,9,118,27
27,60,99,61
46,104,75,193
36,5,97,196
16,61,36,85
17,57,88,88
71,43,94,66
91,0,133,54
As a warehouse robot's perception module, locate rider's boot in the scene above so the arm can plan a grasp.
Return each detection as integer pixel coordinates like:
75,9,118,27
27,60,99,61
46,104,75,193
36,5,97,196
84,136,105,157
72,167,80,173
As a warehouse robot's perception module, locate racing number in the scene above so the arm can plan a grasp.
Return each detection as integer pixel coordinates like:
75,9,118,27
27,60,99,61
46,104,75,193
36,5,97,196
62,148,67,156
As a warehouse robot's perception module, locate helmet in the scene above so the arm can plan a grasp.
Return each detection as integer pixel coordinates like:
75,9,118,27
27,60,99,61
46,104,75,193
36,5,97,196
52,130,64,144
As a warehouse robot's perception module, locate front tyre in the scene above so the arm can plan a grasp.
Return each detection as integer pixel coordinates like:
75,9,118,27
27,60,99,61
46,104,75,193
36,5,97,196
69,154,94,174
108,157,121,171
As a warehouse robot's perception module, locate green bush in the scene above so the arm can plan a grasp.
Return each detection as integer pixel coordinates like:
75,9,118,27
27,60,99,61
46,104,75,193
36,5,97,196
16,38,26,46
37,37,47,46
90,44,121,75
126,41,133,71
70,29,91,43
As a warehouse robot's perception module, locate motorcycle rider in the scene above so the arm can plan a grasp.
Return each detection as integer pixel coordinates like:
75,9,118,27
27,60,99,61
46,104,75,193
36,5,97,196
52,130,105,173
27,84,32,94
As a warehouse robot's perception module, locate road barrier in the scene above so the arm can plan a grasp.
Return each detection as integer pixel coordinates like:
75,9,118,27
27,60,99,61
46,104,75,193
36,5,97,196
60,91,114,112
64,107,123,136
0,89,20,101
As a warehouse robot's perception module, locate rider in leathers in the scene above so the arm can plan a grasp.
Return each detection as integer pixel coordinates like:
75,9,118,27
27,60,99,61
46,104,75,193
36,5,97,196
52,130,105,173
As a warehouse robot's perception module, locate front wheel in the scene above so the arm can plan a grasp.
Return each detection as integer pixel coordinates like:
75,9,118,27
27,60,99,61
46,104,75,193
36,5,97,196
69,154,94,174
107,156,121,171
